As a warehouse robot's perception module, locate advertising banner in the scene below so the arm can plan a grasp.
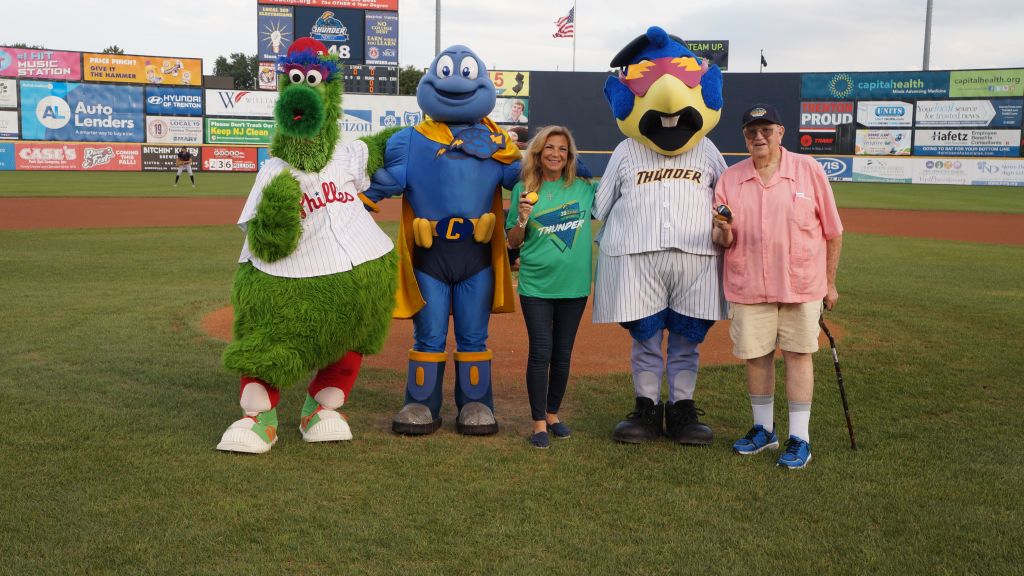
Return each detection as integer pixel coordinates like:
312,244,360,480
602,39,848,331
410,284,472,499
856,101,913,128
0,110,18,139
146,116,203,144
852,157,912,183
799,101,853,132
799,132,840,154
814,156,853,182
20,81,144,142
970,158,1024,186
490,70,530,98
0,47,81,80
259,0,398,10
202,146,259,172
911,158,971,185
14,142,79,170
258,63,277,90
295,7,365,63
489,97,529,125
913,129,1021,157
258,147,271,171
949,69,1024,98
83,53,201,86
205,118,276,145
802,71,949,100
338,93,421,143
258,4,294,62
684,41,728,71
0,79,17,108
0,142,14,170
145,86,203,116
78,143,142,171
364,11,399,66
855,129,911,155
142,145,201,172
915,99,1023,128
205,89,278,117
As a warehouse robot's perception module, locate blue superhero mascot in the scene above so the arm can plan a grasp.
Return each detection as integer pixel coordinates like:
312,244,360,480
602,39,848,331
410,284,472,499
365,46,520,436
594,26,728,446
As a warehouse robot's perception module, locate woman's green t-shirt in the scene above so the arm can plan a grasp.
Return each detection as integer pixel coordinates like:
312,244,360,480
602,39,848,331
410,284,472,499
507,177,596,298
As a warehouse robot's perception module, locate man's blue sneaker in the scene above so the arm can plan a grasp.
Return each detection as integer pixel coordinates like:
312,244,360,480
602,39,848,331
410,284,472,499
732,425,779,455
777,436,812,469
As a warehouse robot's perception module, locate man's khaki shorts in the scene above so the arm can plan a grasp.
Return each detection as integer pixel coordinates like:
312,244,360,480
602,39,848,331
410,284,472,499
729,301,823,359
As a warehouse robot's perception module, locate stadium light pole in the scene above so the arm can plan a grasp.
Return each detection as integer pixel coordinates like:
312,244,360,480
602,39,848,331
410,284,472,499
922,0,933,70
435,0,441,56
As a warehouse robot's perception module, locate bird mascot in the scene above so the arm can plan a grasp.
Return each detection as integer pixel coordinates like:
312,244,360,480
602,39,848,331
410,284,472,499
364,45,520,436
592,26,728,445
217,38,398,453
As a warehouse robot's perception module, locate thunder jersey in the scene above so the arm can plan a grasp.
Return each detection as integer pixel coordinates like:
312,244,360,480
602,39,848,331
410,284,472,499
594,137,726,257
237,140,394,278
507,178,596,298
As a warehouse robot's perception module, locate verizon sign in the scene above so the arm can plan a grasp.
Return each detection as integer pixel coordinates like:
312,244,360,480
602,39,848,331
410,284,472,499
205,89,278,117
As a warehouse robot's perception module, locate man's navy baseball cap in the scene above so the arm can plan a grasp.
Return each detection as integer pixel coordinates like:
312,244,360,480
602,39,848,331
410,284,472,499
741,103,783,127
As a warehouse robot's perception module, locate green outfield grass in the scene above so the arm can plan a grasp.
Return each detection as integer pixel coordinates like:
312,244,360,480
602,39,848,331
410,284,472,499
832,181,1024,213
1,223,1020,575
0,171,253,197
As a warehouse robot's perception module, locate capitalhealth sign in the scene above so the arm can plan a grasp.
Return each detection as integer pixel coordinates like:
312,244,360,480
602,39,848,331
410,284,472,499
20,81,144,142
802,71,949,100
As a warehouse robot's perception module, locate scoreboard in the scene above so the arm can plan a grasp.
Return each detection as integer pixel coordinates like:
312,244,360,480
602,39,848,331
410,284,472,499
343,65,398,95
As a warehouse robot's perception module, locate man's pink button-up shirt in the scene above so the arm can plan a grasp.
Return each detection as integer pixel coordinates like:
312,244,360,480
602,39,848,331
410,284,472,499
713,147,843,305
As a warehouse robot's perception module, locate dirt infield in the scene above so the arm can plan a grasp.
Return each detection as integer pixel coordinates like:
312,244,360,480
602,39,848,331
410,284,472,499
1,197,1022,245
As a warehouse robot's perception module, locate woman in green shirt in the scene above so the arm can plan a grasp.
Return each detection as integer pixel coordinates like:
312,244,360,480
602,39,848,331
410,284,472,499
506,126,596,449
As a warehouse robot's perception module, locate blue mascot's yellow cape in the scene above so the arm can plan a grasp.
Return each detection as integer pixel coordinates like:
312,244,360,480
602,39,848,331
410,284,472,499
392,118,519,319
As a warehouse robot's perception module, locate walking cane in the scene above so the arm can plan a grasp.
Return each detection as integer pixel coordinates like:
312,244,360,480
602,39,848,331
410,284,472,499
819,315,857,450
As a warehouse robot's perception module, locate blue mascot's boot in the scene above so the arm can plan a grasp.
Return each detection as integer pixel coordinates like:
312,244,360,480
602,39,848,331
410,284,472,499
454,350,499,436
392,350,446,435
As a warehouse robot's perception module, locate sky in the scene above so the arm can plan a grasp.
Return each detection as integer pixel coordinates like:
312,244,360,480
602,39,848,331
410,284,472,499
2,0,1022,76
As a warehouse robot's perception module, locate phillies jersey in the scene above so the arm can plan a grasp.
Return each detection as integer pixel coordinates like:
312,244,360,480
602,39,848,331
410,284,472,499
237,140,393,278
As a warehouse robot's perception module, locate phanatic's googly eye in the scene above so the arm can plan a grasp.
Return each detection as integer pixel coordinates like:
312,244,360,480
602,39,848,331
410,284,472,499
459,57,479,79
306,70,323,86
288,69,305,84
436,55,454,78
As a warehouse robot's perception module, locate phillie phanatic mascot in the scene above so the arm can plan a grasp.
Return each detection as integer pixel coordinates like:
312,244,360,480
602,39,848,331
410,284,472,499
217,38,398,453
592,26,728,445
364,45,520,436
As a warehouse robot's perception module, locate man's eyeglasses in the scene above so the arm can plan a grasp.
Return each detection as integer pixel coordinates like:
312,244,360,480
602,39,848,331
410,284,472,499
743,126,778,139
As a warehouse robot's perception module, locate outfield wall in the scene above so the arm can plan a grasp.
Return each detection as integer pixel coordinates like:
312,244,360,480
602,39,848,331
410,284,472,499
2,49,1022,185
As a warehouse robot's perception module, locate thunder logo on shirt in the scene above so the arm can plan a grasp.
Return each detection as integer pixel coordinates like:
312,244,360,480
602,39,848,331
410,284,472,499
531,201,585,252
635,167,704,185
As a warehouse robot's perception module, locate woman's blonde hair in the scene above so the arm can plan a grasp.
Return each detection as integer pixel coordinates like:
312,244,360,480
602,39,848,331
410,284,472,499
520,125,580,195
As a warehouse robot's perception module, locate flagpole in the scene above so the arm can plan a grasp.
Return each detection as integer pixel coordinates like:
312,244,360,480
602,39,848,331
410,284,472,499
572,1,577,72
759,49,764,73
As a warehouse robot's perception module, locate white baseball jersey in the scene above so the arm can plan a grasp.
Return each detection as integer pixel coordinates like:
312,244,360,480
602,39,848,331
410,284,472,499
237,140,394,278
594,137,727,257
592,137,728,323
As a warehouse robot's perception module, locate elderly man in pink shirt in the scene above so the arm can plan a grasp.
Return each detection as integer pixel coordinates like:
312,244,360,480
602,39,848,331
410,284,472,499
712,103,843,469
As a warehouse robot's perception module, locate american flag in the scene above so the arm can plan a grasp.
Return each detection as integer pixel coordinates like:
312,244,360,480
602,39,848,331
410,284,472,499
553,6,574,38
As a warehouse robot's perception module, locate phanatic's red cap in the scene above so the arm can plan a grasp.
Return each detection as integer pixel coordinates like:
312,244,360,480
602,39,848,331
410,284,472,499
288,37,328,57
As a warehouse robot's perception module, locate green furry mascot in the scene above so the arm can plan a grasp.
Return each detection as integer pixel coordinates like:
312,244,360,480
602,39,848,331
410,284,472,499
217,38,398,454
